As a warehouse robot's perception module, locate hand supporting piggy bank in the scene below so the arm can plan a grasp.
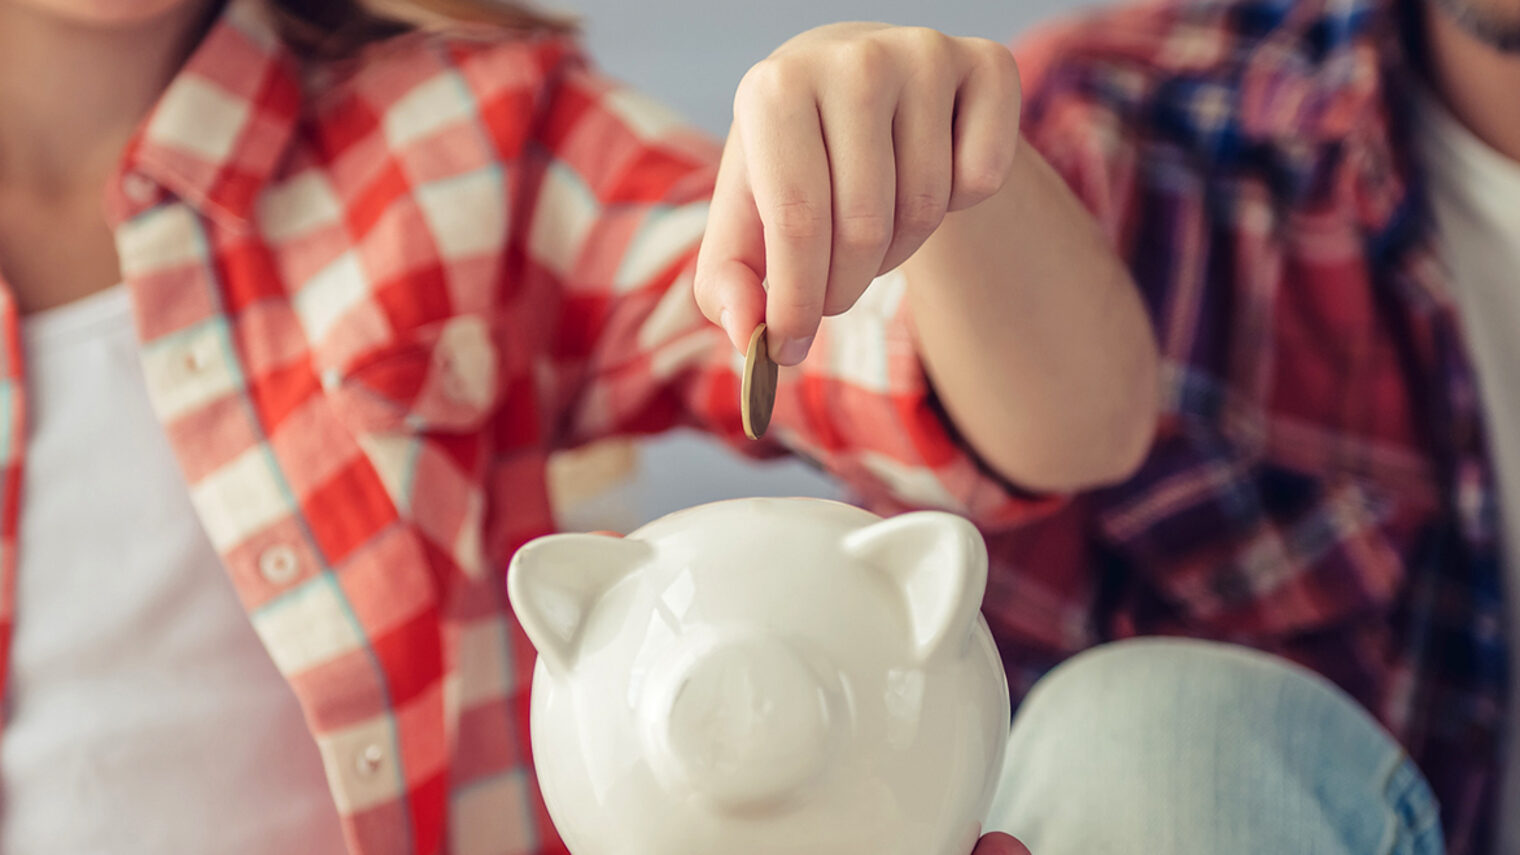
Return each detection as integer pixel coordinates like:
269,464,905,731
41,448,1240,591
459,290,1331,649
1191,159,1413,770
507,497,1010,855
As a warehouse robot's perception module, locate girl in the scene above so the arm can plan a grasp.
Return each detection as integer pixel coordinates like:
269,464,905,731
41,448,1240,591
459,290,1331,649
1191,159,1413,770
0,0,1157,853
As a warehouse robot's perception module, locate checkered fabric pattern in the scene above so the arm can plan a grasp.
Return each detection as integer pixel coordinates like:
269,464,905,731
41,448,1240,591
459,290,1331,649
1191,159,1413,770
986,0,1507,851
0,2,1048,853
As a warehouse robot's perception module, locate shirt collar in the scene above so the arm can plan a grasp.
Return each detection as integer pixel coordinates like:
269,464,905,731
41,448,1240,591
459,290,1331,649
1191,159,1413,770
107,0,302,230
1226,0,1425,243
1225,0,1398,176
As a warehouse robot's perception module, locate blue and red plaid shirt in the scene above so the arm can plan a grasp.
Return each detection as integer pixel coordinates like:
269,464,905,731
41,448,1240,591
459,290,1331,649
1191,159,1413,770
977,0,1506,850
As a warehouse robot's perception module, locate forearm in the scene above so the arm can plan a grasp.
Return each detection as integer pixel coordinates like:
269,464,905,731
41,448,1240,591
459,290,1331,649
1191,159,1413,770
902,138,1159,493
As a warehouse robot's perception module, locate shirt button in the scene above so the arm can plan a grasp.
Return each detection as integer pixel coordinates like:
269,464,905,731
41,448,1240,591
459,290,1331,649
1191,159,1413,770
440,361,469,403
122,173,156,205
258,544,301,585
354,743,386,777
183,339,217,373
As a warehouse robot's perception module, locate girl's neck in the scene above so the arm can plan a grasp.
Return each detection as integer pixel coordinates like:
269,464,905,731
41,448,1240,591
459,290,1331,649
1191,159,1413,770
0,1,219,314
0,1,219,197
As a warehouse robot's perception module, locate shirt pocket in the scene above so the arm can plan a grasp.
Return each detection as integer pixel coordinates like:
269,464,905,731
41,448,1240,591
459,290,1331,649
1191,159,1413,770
315,313,504,435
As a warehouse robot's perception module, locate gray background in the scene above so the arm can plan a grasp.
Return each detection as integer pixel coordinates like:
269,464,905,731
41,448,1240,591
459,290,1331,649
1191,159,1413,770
550,0,1087,527
566,1,1071,137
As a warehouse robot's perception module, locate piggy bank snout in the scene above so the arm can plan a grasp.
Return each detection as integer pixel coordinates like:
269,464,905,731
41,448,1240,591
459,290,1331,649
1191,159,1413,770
648,638,834,812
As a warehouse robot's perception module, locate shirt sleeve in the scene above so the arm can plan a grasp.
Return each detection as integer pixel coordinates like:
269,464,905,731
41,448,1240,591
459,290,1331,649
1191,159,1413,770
979,15,1428,659
517,50,1060,529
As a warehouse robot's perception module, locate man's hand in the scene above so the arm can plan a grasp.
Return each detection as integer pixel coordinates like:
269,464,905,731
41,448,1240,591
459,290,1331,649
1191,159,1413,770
693,22,1021,366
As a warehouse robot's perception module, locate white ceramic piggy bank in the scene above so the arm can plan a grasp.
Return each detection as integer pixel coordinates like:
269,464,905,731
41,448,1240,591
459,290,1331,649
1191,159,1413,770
507,497,1010,855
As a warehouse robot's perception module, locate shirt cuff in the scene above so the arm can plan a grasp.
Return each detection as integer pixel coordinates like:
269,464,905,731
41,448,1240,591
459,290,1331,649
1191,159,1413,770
764,269,1067,530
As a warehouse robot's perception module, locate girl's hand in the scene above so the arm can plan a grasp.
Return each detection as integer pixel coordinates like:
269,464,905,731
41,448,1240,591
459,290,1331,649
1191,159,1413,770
693,23,1022,366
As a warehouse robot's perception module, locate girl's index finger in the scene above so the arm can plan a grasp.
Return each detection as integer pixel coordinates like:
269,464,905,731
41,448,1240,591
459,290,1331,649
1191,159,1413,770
733,66,833,367
693,132,768,354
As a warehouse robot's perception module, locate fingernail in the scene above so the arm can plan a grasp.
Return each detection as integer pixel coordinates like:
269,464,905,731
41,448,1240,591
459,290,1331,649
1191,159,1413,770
774,335,814,365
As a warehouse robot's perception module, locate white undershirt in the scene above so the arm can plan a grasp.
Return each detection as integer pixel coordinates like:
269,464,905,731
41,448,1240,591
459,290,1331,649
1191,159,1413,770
1413,88,1520,855
0,286,347,854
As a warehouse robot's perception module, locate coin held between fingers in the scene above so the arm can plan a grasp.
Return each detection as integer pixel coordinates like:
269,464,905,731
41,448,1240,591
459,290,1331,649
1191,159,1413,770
741,323,778,440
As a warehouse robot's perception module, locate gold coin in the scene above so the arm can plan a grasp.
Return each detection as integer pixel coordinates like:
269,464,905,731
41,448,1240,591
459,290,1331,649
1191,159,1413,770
741,323,778,440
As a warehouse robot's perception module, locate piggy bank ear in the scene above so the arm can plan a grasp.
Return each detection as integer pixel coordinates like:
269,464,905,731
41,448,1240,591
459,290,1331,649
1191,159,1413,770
844,511,988,663
507,534,653,676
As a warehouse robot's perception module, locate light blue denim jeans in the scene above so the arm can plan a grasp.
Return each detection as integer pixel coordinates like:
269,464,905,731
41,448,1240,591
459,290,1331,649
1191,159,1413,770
985,639,1445,854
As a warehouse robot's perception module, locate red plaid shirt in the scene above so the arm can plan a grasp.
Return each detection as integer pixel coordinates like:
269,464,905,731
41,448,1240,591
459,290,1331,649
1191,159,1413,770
990,0,1506,851
0,2,1046,853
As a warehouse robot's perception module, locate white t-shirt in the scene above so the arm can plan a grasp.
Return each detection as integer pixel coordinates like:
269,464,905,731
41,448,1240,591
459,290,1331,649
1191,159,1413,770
0,286,347,854
1413,88,1520,855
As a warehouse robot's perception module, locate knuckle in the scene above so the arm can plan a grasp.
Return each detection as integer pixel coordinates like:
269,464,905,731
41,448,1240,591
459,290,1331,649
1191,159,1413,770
995,45,1022,89
691,269,718,307
974,39,1023,98
989,135,1020,170
783,290,828,320
956,164,1007,202
902,26,954,64
991,41,1022,78
957,142,1016,201
767,198,829,241
821,299,850,318
896,190,947,234
822,285,864,317
733,68,761,113
736,59,803,111
902,26,946,49
834,38,892,79
972,37,1014,65
835,209,893,252
768,296,825,339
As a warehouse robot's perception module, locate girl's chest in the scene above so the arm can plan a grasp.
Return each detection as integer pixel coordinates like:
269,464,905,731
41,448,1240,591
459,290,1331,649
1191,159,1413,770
98,198,566,620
